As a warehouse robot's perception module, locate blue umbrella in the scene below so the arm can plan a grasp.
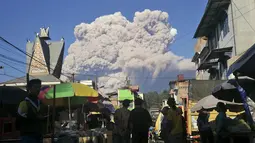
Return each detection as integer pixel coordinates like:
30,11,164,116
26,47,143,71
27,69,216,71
227,43,255,78
212,78,255,103
212,78,255,126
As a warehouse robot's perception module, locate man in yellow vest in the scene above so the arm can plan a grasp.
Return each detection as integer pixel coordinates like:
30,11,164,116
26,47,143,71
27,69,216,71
17,79,45,143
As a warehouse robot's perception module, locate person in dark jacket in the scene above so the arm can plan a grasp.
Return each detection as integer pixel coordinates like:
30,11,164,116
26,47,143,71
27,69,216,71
128,98,152,143
113,99,131,143
177,107,187,143
17,79,46,143
215,102,229,143
197,111,214,143
160,106,170,143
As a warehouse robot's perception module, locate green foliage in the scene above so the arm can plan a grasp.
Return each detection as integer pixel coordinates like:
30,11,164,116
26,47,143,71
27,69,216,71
143,90,170,109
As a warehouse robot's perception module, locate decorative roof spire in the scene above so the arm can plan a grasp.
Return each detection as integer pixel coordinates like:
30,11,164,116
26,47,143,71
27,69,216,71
39,27,51,40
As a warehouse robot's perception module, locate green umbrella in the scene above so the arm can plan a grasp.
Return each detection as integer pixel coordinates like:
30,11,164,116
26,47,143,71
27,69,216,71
43,83,98,99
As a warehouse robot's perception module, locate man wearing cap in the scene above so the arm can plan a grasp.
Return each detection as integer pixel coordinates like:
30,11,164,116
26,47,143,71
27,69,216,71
128,98,152,143
113,99,131,143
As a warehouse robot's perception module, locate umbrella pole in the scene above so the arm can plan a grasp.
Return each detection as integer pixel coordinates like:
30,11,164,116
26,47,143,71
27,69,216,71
51,85,56,143
234,75,254,129
46,105,50,133
68,97,71,121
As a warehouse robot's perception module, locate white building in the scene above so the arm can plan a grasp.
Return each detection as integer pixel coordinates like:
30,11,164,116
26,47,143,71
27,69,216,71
78,80,96,89
192,0,255,80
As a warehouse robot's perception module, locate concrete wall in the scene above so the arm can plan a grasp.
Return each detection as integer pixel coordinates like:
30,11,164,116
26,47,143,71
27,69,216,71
232,0,255,55
199,4,235,80
176,81,189,104
194,37,207,53
207,5,234,51
194,5,235,80
219,5,235,50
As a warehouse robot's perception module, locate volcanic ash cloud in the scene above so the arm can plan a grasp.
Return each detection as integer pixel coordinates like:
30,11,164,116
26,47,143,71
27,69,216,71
62,9,195,94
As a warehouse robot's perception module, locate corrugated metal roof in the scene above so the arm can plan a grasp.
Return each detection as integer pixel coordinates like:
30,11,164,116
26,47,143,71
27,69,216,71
193,0,230,38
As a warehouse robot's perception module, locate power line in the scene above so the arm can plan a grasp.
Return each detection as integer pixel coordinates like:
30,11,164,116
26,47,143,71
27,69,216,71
0,37,71,78
0,43,26,58
0,60,26,74
171,1,255,46
232,0,255,33
63,72,194,79
228,1,255,17
0,53,27,65
0,73,18,79
0,53,42,70
197,2,255,51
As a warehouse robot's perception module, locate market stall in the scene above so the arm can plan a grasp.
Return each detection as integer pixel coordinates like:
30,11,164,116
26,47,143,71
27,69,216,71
40,83,115,143
212,78,255,142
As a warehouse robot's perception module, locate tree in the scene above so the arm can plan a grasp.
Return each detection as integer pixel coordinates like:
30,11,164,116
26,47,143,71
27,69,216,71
144,90,170,109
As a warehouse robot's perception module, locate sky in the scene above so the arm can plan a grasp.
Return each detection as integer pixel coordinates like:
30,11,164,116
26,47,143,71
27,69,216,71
0,0,207,84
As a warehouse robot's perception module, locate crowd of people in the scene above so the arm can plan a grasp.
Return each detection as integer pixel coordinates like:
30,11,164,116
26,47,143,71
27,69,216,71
197,102,252,143
159,98,187,143
17,78,245,143
113,97,187,143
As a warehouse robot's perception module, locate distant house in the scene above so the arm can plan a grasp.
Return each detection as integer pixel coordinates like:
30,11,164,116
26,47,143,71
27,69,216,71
192,0,255,80
79,80,96,89
0,27,65,89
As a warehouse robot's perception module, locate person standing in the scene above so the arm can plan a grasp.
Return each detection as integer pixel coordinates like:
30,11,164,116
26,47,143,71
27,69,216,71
167,97,183,143
160,106,170,143
129,98,152,143
176,107,187,143
17,79,46,143
113,99,131,143
215,102,230,143
197,111,214,143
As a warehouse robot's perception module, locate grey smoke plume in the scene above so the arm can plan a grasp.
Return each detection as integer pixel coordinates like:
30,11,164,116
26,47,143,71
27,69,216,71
62,9,195,94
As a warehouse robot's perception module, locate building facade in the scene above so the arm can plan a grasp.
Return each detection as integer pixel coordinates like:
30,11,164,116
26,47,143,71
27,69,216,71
192,0,255,80
1,27,64,87
27,27,65,78
169,75,189,105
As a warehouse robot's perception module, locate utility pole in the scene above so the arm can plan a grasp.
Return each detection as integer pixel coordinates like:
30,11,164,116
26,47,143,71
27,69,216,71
126,76,131,87
72,73,75,83
95,74,98,90
26,73,29,91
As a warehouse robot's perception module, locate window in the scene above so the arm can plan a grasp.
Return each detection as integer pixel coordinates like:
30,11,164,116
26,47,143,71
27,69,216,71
209,31,217,50
221,12,229,38
219,61,228,79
